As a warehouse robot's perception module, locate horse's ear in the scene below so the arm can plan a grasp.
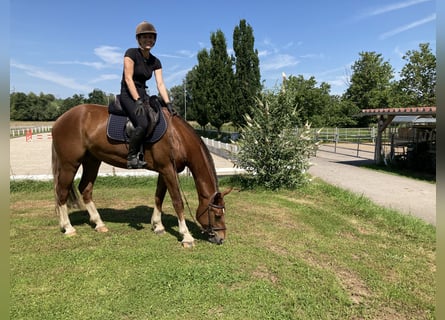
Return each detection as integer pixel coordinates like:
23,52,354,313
221,187,233,197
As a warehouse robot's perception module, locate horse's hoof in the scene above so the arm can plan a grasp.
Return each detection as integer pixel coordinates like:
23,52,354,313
95,226,109,233
154,229,165,235
64,230,77,237
181,241,195,248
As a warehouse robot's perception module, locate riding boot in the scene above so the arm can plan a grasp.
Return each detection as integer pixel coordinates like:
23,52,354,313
127,127,147,169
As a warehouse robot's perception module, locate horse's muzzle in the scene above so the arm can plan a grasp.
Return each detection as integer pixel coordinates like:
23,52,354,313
208,234,224,245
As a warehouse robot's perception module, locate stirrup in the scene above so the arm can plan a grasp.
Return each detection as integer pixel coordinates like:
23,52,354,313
127,155,147,169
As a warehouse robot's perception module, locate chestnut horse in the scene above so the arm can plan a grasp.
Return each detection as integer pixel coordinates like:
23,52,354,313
51,104,231,246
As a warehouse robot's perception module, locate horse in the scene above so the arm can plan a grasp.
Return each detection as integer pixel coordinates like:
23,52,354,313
51,103,232,247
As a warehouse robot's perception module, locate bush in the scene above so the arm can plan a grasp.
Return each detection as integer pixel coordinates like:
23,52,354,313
234,93,318,190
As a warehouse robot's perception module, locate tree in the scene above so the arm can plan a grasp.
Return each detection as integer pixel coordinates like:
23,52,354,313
398,43,436,106
188,49,212,128
35,92,58,120
344,51,394,126
169,84,186,118
10,92,30,120
87,89,108,105
279,75,333,128
232,19,261,128
235,92,317,190
59,94,85,115
324,96,360,127
207,30,234,133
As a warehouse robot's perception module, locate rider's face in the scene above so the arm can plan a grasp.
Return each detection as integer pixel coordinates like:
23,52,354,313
138,33,156,49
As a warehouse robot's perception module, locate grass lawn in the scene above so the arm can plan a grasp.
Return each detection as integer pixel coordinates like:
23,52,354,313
10,176,436,319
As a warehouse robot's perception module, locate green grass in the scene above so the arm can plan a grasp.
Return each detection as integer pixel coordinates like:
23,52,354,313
10,176,436,319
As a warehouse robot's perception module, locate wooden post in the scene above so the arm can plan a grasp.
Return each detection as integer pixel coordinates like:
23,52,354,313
375,115,394,164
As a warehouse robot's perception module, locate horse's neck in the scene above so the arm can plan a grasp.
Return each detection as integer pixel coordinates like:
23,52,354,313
177,121,219,203
188,143,219,203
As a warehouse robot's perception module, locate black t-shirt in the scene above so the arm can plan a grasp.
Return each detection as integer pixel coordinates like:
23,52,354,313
121,48,162,91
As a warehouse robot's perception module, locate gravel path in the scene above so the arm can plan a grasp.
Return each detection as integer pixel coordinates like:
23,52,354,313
308,144,436,225
10,136,435,225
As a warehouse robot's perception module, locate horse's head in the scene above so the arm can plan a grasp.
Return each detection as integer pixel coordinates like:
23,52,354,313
196,188,232,245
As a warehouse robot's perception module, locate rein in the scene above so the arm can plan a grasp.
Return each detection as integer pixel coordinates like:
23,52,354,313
166,112,225,235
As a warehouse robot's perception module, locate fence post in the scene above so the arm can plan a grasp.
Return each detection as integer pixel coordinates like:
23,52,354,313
334,128,339,153
25,128,32,142
356,136,360,157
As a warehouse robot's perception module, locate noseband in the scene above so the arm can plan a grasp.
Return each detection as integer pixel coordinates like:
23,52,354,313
197,192,226,236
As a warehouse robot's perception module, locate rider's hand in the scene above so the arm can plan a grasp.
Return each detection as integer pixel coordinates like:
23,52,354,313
135,98,144,116
166,102,176,115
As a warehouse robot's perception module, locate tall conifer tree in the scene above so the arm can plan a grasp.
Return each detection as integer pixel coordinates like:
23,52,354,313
208,30,234,133
232,19,261,128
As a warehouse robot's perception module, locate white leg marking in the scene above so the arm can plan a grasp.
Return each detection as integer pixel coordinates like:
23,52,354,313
178,218,195,245
85,201,108,232
151,206,165,234
56,203,76,236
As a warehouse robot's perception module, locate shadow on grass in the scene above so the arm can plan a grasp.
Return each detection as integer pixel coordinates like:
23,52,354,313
68,206,207,242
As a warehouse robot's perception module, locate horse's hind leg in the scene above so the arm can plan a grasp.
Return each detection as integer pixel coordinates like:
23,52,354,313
56,192,77,236
53,162,79,236
78,154,108,233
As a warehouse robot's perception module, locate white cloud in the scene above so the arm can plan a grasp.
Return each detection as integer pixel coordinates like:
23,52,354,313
94,46,123,64
394,46,405,58
164,67,191,85
49,60,108,70
11,60,93,92
49,46,123,70
283,41,294,49
300,53,325,60
177,50,195,58
379,13,436,40
328,75,349,88
257,50,270,57
260,54,300,71
88,74,120,84
364,0,432,17
158,53,186,59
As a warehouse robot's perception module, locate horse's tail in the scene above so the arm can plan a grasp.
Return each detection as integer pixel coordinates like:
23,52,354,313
51,141,85,210
67,185,85,210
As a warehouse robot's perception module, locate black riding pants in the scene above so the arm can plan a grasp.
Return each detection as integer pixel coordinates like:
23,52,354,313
119,88,149,131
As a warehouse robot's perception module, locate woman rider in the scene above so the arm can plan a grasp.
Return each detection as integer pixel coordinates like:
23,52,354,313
120,21,173,169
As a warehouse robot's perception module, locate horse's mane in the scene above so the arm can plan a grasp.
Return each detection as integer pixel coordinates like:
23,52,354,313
156,99,218,184
176,116,218,182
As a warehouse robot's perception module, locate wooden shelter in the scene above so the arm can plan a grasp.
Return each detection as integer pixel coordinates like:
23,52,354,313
360,107,436,169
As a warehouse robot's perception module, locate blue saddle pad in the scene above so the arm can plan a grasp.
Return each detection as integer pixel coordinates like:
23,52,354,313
106,112,167,144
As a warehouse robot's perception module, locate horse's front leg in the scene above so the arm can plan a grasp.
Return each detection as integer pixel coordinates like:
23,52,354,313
152,175,167,234
158,173,195,247
78,158,108,233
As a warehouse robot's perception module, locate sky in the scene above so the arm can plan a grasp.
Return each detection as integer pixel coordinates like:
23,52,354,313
10,0,436,99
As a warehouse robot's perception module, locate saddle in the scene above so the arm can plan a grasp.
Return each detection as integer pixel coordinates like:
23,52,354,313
106,95,167,144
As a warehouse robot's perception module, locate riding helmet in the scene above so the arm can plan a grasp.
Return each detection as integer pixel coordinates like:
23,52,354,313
135,21,157,41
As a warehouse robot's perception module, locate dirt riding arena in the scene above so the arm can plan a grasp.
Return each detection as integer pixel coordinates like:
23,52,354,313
9,133,241,180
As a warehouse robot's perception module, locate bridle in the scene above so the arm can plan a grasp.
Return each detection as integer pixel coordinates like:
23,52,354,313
197,192,226,236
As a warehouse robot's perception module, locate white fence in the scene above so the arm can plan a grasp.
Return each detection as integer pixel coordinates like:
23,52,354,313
10,126,52,137
201,137,239,154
